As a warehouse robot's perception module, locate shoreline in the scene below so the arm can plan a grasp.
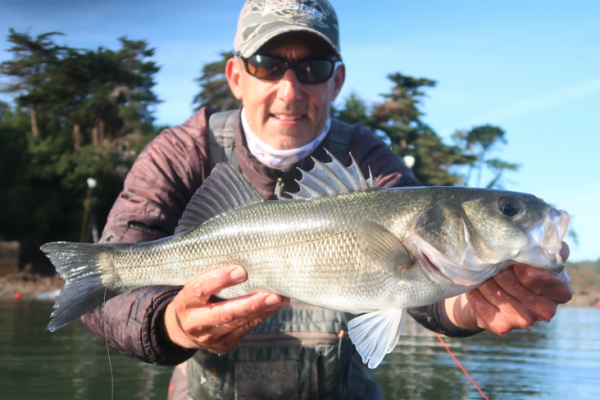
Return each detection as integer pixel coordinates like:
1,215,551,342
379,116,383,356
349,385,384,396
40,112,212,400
0,272,64,300
0,272,597,307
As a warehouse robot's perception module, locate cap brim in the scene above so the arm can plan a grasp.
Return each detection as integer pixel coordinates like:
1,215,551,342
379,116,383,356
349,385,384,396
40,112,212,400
238,25,342,61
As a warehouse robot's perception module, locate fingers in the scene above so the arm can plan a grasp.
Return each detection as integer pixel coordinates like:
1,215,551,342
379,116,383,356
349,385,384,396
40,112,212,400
474,276,538,333
187,300,286,353
164,264,290,352
494,268,558,321
513,264,573,303
182,292,288,335
174,265,248,308
466,288,501,334
165,291,288,351
466,261,574,337
202,307,280,353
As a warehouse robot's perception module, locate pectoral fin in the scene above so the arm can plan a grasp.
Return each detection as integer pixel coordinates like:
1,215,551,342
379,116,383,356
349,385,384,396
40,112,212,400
348,309,407,368
358,221,413,275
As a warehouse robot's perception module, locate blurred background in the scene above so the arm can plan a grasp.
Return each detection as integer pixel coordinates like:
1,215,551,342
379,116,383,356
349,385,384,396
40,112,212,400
0,1,598,399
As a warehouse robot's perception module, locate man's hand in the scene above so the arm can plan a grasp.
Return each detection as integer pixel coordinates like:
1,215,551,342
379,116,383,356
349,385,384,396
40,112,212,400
162,265,289,354
445,242,573,336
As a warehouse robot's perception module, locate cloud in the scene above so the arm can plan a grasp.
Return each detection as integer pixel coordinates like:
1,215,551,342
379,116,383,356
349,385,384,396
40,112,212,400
450,77,600,131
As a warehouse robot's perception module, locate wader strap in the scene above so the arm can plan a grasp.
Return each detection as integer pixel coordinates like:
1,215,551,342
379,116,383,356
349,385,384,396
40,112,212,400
325,118,355,162
208,110,355,171
208,110,239,170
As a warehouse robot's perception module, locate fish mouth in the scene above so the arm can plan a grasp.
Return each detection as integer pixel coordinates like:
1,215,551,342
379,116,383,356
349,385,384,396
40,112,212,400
513,208,569,273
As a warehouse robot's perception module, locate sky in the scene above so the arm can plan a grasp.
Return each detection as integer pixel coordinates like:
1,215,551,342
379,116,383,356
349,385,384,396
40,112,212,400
1,0,599,261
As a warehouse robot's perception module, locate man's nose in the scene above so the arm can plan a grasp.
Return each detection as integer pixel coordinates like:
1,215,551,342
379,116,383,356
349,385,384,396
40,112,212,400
278,69,302,103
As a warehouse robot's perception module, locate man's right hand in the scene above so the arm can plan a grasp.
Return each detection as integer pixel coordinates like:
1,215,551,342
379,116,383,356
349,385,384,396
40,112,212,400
163,265,289,354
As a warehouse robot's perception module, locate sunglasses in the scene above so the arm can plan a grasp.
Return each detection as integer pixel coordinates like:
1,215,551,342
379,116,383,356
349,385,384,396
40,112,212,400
234,52,341,84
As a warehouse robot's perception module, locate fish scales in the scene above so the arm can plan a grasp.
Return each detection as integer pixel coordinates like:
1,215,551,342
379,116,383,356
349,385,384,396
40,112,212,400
103,189,437,313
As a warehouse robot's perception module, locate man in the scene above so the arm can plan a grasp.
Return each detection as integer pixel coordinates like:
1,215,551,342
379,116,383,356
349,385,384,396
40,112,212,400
82,1,573,399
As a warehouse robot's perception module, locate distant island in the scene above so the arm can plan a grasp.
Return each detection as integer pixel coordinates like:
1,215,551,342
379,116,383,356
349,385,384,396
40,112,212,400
564,260,600,307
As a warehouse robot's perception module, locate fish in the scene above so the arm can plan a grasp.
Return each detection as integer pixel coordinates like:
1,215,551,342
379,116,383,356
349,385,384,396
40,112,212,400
41,151,569,368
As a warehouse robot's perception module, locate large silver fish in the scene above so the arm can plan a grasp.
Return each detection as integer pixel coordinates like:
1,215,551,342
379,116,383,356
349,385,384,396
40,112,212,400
42,151,569,368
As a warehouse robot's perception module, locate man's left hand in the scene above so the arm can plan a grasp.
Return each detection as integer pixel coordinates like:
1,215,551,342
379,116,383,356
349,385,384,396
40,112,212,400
445,242,573,335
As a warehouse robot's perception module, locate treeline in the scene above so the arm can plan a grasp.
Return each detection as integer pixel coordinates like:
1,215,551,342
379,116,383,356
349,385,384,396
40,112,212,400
0,30,164,252
565,260,600,304
0,30,517,249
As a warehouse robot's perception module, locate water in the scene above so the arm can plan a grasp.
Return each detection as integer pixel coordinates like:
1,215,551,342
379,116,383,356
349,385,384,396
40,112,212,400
1,301,599,400
0,300,172,399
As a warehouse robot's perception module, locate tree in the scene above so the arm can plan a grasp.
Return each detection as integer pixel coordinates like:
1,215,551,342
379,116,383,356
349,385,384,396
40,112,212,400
331,91,370,126
452,124,520,188
0,29,65,138
192,51,241,112
1,30,161,150
334,73,474,186
0,30,162,252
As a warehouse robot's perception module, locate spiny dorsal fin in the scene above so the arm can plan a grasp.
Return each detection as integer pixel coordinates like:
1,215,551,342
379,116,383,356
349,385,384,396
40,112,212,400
174,163,263,237
286,150,377,200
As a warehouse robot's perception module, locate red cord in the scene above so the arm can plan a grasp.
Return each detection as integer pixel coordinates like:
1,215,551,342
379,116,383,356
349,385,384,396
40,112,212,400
435,332,491,400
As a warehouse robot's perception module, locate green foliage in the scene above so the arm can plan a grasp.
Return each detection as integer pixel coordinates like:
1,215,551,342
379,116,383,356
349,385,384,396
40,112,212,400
331,92,369,126
1,31,160,146
193,51,241,112
0,107,125,243
334,73,475,186
0,29,65,99
0,30,162,246
451,125,519,188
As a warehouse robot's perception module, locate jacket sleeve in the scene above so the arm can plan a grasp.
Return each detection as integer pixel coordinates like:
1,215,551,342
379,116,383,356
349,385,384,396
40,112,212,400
407,301,485,338
81,108,213,365
348,124,483,338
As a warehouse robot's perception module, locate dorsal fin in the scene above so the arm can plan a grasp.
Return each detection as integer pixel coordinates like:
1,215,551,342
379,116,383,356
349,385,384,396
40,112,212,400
174,163,264,237
286,150,377,200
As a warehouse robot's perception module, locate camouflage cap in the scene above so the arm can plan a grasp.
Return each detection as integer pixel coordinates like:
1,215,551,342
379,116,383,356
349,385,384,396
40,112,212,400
233,0,341,60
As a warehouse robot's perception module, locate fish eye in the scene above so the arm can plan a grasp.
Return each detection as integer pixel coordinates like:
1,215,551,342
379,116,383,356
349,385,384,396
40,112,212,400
498,199,519,217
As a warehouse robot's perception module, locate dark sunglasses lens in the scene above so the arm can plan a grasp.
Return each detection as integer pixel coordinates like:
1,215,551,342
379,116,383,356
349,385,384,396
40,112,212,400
295,60,334,83
247,55,285,80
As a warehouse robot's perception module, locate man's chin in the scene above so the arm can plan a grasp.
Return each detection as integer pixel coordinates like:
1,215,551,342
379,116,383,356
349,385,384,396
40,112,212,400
264,122,315,149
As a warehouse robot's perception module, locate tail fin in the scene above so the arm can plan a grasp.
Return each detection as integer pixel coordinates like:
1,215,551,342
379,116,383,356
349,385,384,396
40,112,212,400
41,242,126,331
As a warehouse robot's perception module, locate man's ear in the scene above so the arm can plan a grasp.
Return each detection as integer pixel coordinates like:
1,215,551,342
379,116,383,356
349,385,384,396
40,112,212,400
331,63,346,102
226,57,244,100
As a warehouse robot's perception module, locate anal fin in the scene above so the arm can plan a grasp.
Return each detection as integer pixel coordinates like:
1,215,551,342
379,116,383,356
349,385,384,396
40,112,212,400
348,309,407,369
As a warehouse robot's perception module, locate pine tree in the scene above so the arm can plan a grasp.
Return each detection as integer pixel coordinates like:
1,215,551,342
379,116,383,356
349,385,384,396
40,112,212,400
0,30,162,246
192,51,241,112
334,73,475,186
0,29,65,138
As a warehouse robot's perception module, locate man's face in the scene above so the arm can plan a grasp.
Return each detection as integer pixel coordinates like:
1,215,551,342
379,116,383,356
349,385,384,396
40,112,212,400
226,32,345,150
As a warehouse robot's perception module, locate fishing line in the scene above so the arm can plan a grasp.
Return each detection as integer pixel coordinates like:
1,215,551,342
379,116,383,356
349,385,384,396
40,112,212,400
435,332,490,400
103,287,114,400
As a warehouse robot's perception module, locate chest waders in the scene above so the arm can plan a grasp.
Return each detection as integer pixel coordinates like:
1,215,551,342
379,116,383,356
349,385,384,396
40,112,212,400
187,110,357,400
